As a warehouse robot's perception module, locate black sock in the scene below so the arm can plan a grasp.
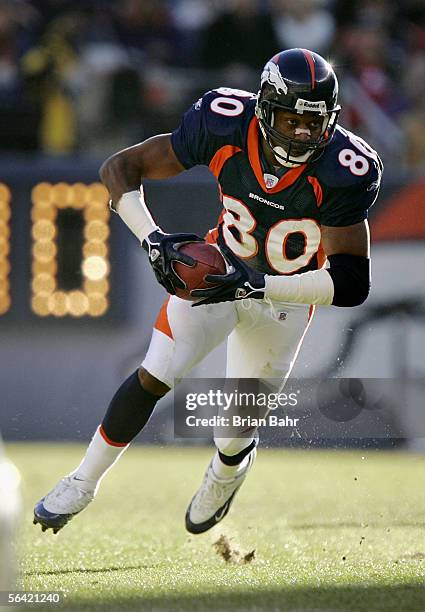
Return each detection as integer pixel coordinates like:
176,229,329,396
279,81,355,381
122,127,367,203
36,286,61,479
218,438,257,466
101,370,160,444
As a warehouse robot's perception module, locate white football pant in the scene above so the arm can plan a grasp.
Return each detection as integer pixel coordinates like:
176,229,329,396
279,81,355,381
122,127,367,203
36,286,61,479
142,296,315,456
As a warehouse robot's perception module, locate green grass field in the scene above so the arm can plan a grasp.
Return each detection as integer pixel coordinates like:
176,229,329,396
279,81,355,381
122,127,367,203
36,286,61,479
6,443,425,611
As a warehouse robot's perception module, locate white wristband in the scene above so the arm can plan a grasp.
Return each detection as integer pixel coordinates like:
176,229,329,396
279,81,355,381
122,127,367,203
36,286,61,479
265,268,335,306
114,188,159,244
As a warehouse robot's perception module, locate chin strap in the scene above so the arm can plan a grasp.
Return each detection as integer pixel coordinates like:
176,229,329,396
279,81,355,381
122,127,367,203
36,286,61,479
272,145,314,167
258,121,313,168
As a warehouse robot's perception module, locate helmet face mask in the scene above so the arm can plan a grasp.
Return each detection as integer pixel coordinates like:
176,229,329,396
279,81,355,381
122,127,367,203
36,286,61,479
255,49,341,166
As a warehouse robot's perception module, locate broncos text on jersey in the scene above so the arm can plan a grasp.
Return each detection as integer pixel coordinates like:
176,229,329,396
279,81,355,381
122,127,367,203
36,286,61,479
171,88,383,276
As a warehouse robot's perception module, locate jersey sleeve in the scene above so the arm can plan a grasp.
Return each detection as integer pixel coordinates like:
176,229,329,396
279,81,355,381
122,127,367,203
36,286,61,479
319,128,384,227
170,89,254,169
320,172,382,226
171,95,213,169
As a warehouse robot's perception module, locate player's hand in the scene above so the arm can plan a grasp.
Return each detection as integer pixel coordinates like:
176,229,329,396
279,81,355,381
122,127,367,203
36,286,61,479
191,245,265,306
142,230,203,294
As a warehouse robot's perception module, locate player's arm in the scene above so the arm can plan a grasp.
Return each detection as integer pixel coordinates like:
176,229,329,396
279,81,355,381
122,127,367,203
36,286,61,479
99,135,203,294
99,134,184,206
320,220,370,306
263,220,370,307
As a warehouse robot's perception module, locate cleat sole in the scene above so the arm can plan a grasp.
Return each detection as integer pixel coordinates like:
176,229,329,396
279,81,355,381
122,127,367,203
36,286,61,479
33,504,80,533
33,513,63,534
33,481,95,534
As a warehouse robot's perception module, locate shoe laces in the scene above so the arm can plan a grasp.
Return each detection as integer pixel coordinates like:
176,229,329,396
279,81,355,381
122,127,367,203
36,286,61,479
192,469,241,514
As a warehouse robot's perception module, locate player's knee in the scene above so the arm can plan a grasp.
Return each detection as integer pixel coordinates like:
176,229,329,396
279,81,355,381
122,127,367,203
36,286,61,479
214,436,256,458
138,367,170,397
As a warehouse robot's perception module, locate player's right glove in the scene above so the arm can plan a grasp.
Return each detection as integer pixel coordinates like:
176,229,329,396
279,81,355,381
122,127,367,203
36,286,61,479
191,244,265,306
142,229,203,295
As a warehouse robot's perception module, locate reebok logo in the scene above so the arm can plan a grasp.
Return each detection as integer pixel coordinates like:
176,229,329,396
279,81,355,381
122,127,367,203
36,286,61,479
249,192,285,211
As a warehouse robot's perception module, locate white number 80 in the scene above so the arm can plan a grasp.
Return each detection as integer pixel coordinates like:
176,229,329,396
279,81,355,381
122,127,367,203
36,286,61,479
222,195,321,274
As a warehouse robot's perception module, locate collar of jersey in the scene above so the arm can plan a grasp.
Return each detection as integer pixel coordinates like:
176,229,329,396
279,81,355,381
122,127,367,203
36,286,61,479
247,116,307,193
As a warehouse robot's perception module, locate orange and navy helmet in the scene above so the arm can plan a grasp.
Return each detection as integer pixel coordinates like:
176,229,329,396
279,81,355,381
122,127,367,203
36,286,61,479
255,48,341,165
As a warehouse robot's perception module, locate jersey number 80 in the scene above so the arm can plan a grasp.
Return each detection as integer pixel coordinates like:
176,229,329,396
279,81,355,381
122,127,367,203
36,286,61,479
222,195,321,274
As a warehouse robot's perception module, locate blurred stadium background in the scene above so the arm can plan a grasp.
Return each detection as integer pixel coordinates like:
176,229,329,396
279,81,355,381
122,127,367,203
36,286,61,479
0,0,425,604
0,0,424,444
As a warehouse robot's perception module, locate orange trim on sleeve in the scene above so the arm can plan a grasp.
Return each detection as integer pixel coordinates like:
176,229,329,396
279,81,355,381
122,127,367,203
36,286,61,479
247,117,306,193
307,176,323,207
209,145,242,179
154,296,173,340
316,242,327,269
206,228,218,244
99,425,128,447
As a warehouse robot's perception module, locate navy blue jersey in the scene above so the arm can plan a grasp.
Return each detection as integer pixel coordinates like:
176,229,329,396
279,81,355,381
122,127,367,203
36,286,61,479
171,88,383,276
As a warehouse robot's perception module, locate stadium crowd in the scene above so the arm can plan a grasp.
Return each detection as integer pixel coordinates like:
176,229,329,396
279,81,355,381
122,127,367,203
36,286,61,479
0,0,424,174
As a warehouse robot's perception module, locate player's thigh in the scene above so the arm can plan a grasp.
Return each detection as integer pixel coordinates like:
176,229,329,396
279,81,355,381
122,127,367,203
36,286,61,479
215,301,314,450
142,296,238,388
226,300,315,388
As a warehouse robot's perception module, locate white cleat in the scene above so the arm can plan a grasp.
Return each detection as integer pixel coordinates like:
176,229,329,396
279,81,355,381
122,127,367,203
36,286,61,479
185,448,256,534
33,475,96,534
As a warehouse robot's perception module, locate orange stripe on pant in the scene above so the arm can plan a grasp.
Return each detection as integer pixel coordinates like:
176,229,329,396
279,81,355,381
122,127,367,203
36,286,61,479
154,296,173,340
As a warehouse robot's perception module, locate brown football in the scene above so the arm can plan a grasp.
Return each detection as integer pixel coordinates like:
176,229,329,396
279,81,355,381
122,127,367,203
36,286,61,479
173,242,226,301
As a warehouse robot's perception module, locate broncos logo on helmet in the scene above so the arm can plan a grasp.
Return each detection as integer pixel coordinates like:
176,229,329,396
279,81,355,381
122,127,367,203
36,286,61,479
260,61,288,95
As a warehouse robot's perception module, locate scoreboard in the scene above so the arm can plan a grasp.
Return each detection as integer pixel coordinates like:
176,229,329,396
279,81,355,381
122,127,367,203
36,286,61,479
30,182,110,318
0,161,221,326
0,178,128,323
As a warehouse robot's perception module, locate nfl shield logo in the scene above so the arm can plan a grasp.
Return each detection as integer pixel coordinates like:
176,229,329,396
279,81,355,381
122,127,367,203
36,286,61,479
278,311,287,321
264,173,279,189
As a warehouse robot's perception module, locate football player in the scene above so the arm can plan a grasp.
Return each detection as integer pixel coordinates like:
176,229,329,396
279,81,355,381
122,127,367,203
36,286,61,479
34,49,382,535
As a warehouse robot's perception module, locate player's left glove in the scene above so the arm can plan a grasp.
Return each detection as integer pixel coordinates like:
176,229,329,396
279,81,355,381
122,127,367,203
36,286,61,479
191,245,265,306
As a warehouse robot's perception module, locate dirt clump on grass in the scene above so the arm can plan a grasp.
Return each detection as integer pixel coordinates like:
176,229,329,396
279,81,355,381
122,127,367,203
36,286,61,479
213,534,255,565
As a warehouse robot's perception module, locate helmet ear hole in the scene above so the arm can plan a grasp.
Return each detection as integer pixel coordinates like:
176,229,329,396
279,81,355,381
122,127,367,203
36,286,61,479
259,99,273,129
